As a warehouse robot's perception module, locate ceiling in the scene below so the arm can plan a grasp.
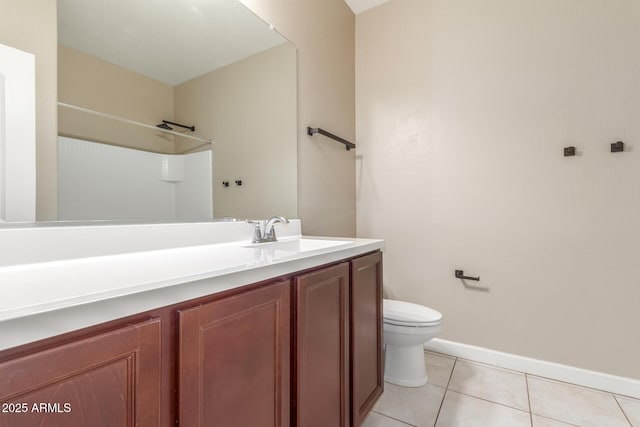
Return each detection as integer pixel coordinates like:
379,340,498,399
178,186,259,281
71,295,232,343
344,0,393,15
57,0,286,86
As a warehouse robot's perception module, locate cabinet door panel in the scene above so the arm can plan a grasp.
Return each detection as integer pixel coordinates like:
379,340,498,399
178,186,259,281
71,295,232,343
351,252,384,426
295,263,349,427
0,318,162,427
178,280,290,427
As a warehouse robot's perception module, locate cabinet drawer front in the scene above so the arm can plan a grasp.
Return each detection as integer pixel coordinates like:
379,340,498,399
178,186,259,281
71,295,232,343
0,318,162,427
178,280,291,427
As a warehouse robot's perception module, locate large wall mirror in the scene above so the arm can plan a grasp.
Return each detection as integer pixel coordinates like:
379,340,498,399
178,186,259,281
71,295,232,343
56,0,297,222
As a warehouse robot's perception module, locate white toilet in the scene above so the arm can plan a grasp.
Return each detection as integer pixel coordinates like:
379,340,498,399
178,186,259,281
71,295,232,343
383,299,443,387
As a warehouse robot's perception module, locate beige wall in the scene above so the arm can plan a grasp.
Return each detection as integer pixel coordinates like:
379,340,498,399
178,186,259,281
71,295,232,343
239,0,356,236
356,0,640,379
58,45,176,154
175,44,297,219
0,0,57,220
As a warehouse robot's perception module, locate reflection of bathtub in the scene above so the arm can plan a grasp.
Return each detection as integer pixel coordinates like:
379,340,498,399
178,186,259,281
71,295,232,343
0,43,36,222
58,136,212,220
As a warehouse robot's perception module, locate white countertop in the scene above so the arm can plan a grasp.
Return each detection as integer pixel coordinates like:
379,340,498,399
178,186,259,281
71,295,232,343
0,220,383,350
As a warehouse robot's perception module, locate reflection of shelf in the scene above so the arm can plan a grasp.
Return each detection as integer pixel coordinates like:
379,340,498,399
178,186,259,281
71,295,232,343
58,102,213,146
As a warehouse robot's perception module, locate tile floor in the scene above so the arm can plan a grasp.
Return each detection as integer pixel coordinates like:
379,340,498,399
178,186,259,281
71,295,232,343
363,351,640,427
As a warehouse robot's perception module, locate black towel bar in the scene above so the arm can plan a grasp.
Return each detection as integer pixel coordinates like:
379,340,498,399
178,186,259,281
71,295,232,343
307,127,355,151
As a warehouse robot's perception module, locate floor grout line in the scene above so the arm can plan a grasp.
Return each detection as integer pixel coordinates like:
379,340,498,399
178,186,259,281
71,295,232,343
447,389,532,414
525,373,533,427
371,410,417,426
613,394,634,427
525,371,625,397
454,355,531,376
529,413,582,427
615,393,640,401
425,349,456,360
432,357,458,427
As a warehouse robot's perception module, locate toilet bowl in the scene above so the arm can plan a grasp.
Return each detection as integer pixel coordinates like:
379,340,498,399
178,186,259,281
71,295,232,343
383,299,443,387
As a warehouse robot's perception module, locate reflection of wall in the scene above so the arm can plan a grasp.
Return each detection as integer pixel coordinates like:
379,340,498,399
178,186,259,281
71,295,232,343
239,0,356,236
356,0,640,379
58,137,212,220
58,45,176,154
175,44,297,219
0,0,57,220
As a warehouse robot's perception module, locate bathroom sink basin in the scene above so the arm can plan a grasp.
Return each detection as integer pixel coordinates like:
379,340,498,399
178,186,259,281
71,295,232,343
244,238,352,253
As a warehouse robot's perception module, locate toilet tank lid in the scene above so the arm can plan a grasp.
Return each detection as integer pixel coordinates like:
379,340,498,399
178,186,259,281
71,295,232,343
383,299,443,324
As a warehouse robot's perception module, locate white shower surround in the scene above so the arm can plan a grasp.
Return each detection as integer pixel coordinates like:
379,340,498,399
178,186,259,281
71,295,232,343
57,136,212,220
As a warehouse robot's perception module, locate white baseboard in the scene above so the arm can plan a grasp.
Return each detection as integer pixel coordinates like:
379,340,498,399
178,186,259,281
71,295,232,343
425,338,640,399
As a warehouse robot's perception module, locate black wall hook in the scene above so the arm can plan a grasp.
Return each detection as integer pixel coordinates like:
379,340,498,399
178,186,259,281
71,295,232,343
611,141,624,153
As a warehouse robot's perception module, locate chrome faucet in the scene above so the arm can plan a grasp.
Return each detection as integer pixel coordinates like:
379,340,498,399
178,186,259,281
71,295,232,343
249,216,290,243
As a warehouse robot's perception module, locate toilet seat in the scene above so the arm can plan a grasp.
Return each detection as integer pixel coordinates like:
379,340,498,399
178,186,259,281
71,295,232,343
383,299,442,327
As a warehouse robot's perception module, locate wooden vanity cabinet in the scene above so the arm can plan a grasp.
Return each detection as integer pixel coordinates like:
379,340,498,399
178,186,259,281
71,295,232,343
294,262,350,427
178,279,291,427
0,318,162,427
0,250,383,427
350,251,384,426
293,252,384,427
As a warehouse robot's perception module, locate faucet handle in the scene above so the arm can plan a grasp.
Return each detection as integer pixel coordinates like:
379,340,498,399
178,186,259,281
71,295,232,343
247,220,265,243
248,217,288,243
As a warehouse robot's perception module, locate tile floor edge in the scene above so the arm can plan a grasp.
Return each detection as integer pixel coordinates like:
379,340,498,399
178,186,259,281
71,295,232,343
424,338,640,399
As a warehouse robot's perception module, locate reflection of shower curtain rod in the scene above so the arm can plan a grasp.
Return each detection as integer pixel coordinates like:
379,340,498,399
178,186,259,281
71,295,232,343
159,120,195,132
57,102,213,145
